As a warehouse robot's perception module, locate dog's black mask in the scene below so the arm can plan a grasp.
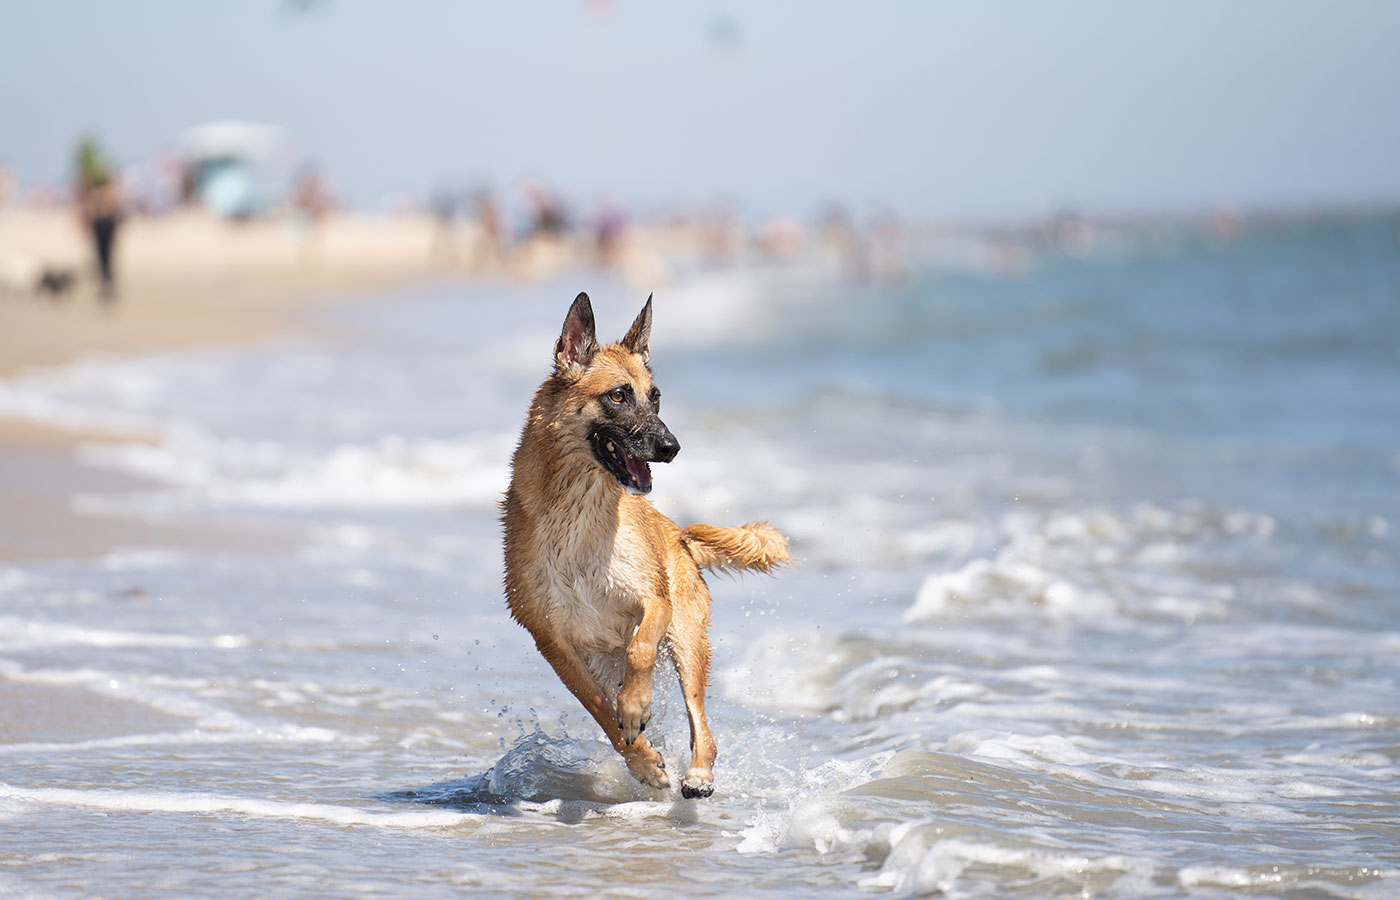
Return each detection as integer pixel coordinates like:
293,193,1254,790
590,419,679,495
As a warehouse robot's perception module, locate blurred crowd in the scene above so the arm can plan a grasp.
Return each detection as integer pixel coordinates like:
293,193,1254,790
0,122,926,304
5,122,1315,309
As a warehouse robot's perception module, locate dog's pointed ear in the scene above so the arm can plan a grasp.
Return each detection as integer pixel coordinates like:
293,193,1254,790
620,294,653,366
555,292,598,373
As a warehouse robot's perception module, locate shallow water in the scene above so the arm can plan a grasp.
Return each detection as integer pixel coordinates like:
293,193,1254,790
1,218,1398,898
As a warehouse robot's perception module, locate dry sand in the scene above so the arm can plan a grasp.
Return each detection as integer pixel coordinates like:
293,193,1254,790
0,208,469,561
0,208,471,376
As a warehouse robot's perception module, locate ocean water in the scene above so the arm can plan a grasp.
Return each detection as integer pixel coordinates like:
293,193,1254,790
1,216,1398,898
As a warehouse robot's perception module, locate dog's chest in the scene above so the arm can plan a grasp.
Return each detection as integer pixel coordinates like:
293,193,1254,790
537,525,647,652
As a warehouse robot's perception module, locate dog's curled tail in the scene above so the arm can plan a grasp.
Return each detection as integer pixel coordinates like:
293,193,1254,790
681,522,791,575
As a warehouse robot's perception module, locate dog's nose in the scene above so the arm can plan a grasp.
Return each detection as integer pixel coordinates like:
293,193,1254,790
652,427,680,463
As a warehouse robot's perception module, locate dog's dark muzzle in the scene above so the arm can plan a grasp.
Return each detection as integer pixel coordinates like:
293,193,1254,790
591,419,679,494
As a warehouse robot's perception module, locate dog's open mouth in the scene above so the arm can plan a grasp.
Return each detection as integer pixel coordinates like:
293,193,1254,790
592,433,653,494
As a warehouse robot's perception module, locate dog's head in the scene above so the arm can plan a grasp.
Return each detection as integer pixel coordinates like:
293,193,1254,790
550,292,679,495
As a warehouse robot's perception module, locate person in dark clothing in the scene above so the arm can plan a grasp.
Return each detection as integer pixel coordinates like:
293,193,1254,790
74,137,122,301
83,175,122,300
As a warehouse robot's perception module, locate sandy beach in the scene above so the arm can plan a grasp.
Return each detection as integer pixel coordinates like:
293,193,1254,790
0,208,467,561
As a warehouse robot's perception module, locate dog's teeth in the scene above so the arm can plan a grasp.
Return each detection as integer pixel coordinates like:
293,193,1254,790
606,441,615,452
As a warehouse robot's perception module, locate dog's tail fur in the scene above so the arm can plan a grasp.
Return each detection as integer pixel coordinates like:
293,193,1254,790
681,522,791,575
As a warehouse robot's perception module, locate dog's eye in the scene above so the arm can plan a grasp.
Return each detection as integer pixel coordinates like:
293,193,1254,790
609,389,626,404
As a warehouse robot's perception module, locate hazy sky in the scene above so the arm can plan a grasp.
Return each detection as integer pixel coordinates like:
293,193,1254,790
3,1,1398,220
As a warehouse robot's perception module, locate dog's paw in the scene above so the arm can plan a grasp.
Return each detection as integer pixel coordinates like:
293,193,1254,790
616,689,652,745
681,767,715,800
625,745,670,790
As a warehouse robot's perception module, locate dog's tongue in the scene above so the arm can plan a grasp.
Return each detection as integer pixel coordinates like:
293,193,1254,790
624,454,652,491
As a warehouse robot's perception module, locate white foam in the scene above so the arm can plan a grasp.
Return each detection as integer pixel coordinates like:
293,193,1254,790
0,659,312,741
97,548,190,571
0,784,478,830
906,554,1119,624
653,270,779,348
901,500,1295,626
0,617,246,651
0,724,339,757
0,359,167,436
1280,750,1395,771
1177,863,1391,897
478,732,666,805
718,630,844,713
951,730,1111,768
939,728,1367,822
76,432,513,514
0,569,36,597
0,339,523,521
735,753,894,855
860,829,1139,898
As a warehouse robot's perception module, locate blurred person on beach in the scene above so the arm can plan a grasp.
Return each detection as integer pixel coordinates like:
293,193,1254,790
594,200,627,267
429,183,461,262
472,188,504,270
293,164,332,223
510,179,571,278
0,162,14,209
698,203,740,269
292,163,332,263
73,136,123,301
523,180,567,239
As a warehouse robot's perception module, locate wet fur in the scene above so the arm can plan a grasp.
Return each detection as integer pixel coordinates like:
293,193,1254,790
502,292,790,797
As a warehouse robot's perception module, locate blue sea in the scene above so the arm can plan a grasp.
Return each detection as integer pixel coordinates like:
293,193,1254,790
1,214,1397,898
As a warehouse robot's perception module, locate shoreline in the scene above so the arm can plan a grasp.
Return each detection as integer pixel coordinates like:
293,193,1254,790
0,209,480,562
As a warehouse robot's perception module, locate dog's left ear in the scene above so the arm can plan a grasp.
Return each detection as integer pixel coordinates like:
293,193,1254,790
621,294,653,366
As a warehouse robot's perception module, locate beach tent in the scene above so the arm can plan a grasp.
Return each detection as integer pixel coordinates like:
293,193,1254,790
177,121,291,218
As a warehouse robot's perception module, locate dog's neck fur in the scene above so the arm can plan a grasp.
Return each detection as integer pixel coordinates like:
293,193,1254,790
511,378,625,534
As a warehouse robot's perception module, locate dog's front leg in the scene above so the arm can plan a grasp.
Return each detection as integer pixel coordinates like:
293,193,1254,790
531,630,670,789
617,598,671,745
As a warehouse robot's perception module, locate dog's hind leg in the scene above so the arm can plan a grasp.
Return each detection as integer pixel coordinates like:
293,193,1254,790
531,631,670,789
668,580,718,798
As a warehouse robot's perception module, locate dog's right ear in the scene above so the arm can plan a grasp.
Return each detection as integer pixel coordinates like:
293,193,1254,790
554,292,598,374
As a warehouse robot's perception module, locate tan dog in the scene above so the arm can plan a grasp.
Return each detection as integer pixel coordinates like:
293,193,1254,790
502,292,790,798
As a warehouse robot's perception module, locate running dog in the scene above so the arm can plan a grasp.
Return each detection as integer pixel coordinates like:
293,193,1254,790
502,292,790,798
